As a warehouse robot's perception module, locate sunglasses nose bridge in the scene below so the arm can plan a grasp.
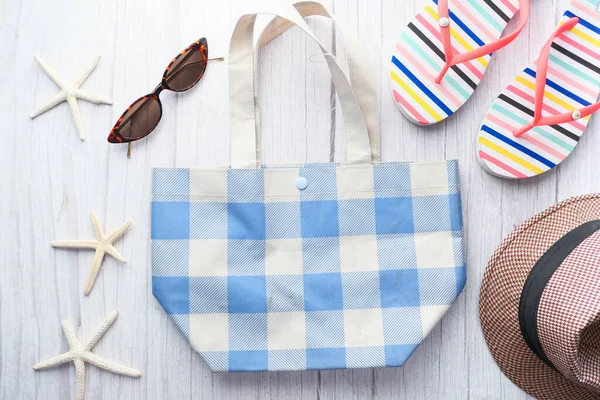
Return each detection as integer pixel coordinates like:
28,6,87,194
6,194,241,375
152,83,165,95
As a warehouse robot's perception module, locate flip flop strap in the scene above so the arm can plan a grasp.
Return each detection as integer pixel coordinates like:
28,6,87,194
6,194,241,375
435,0,530,83
513,17,600,137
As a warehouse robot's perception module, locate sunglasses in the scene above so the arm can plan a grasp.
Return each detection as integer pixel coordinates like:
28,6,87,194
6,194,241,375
107,37,223,155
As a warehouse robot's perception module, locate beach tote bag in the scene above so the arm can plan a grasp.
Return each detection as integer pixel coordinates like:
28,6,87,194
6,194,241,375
151,1,466,372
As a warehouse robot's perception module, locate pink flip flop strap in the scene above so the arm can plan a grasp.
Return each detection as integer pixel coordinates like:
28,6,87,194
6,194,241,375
514,16,600,137
435,0,530,84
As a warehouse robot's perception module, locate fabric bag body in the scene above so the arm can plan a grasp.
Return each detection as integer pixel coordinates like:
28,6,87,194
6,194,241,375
151,1,466,372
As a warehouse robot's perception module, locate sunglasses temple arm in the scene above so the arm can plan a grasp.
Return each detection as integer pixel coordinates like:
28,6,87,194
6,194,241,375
127,143,132,159
164,57,225,86
167,47,203,78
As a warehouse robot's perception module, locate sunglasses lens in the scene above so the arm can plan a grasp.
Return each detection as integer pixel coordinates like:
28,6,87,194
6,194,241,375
164,45,207,91
117,96,161,140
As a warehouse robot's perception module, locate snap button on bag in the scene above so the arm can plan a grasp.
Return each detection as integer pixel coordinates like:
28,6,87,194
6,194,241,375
296,177,308,190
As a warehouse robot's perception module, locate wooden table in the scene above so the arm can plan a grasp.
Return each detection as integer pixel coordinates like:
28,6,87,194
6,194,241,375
1,0,593,398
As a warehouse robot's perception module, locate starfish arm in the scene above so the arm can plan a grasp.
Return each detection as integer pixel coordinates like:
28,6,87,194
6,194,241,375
66,96,85,141
73,55,101,88
61,319,81,349
82,352,142,377
34,56,71,89
106,219,132,244
73,89,112,105
105,245,127,263
33,351,74,370
89,211,106,241
83,311,119,351
51,240,98,250
74,358,86,400
84,248,106,296
29,91,68,118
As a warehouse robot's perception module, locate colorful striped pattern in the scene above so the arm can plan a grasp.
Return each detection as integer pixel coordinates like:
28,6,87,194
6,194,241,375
477,0,600,179
390,0,520,125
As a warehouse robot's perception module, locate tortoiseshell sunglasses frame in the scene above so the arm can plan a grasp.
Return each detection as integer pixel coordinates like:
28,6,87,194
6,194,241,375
107,38,209,144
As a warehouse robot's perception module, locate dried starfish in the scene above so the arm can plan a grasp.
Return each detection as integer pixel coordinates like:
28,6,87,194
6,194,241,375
33,311,141,400
52,211,131,295
29,55,112,140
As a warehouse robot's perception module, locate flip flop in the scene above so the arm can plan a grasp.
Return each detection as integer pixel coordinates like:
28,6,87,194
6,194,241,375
477,0,600,179
390,0,529,125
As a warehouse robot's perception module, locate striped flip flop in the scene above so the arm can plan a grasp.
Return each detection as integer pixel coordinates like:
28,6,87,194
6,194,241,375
390,0,529,125
477,0,600,179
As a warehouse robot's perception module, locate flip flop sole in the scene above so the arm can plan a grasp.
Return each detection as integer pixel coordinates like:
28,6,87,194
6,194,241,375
390,0,520,125
477,0,600,179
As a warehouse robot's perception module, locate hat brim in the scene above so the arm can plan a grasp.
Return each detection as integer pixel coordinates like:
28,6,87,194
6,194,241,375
479,194,600,400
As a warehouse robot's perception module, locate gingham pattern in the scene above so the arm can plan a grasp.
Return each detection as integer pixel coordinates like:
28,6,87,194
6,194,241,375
151,160,466,372
479,194,600,399
477,0,600,179
390,0,520,125
538,230,600,390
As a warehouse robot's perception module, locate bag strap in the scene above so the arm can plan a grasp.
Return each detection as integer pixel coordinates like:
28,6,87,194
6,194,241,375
256,1,380,162
229,1,373,169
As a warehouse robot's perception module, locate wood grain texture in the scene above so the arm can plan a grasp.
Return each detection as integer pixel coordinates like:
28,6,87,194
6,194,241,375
1,0,597,398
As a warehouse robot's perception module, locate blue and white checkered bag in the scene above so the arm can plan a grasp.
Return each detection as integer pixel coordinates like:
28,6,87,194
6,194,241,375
151,2,465,372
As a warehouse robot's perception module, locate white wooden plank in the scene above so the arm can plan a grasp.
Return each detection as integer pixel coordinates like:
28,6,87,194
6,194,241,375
2,0,598,399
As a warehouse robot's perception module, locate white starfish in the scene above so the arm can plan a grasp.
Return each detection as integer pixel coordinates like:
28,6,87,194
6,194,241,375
33,311,141,400
52,211,131,296
29,55,112,140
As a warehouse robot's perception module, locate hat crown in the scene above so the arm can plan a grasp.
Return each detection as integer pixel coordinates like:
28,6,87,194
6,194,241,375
537,229,600,391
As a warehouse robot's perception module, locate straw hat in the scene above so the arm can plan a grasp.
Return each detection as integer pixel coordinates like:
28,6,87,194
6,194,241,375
479,194,600,399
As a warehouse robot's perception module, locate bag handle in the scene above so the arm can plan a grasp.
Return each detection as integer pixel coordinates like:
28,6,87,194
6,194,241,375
256,1,380,162
229,1,373,169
